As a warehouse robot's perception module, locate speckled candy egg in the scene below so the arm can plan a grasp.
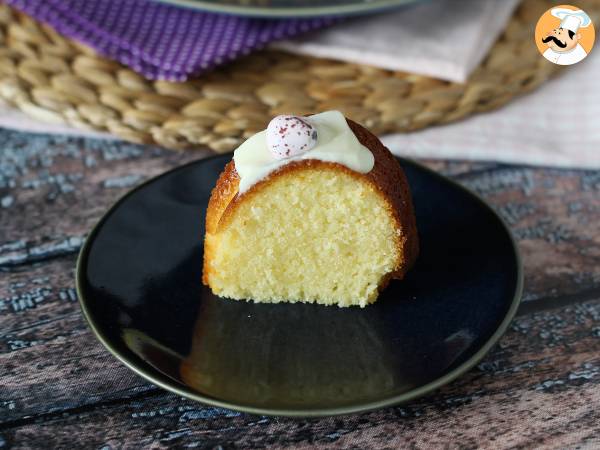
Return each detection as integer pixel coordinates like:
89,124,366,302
266,115,318,160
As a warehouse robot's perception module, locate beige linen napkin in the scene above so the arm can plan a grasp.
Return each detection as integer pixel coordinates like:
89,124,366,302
275,0,519,83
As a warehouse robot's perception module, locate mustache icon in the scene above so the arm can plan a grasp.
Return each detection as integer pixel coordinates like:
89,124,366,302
542,35,567,48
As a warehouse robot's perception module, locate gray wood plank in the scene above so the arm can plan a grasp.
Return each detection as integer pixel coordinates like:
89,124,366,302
1,296,599,449
0,130,202,267
1,130,599,303
0,256,155,424
1,129,600,448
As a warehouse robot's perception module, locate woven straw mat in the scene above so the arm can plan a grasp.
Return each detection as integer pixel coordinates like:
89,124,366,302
0,0,597,153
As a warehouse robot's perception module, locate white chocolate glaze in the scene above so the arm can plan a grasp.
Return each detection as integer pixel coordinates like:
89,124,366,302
233,110,375,194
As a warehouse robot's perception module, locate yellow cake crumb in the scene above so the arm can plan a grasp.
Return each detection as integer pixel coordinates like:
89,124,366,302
204,166,401,307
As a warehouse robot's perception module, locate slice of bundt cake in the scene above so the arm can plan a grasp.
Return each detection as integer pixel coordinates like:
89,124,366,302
203,110,418,307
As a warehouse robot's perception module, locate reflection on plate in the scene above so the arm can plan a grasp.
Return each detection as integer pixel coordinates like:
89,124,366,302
77,155,522,417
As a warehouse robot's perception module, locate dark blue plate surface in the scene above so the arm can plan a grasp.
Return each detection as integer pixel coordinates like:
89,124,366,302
77,155,522,417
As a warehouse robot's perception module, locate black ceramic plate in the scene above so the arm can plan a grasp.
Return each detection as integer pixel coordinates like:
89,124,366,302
77,155,522,417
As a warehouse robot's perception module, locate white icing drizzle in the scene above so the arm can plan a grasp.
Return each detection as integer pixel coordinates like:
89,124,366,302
233,110,375,194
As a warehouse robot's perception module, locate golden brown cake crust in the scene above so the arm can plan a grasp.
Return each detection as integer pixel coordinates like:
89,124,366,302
203,118,419,286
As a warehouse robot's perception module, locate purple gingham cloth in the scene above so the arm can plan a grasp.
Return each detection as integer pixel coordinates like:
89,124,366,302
7,0,336,81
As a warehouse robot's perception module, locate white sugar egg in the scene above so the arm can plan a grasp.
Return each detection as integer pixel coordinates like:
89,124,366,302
266,115,318,160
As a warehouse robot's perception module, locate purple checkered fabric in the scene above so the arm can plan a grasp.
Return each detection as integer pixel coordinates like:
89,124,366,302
7,0,336,81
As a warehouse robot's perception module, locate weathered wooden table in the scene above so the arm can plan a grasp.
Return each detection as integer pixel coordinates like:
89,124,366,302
1,128,599,449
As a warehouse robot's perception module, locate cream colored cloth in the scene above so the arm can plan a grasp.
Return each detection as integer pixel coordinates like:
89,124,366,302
275,0,519,83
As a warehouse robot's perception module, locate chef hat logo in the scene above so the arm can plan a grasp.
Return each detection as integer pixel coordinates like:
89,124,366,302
551,7,592,33
535,4,595,66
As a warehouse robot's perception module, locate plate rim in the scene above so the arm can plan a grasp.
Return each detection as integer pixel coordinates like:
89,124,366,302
150,0,418,18
76,154,524,418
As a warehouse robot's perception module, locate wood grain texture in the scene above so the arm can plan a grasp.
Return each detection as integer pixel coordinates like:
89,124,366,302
0,130,202,267
456,165,600,303
1,128,600,449
1,130,598,302
1,296,599,449
0,257,156,424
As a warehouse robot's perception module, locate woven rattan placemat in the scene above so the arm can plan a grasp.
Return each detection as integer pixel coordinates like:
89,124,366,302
0,1,596,152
